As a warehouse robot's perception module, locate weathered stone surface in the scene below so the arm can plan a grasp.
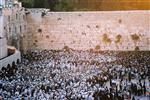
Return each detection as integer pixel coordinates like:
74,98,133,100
25,10,150,51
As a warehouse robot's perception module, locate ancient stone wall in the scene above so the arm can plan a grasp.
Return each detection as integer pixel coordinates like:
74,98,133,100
25,10,150,51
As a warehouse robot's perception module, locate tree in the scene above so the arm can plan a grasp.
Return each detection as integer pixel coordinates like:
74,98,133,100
33,0,45,8
19,0,149,11
53,0,74,11
19,0,34,8
47,0,59,10
19,0,59,9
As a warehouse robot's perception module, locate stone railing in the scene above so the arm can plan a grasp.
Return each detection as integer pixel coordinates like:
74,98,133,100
0,47,21,70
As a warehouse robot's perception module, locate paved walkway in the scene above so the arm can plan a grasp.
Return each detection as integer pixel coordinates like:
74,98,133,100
134,96,150,100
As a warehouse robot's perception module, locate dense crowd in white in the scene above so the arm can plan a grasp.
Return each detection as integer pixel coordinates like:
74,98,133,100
0,50,150,100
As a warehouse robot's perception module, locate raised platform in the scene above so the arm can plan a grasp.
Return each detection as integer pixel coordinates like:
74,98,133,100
0,48,21,69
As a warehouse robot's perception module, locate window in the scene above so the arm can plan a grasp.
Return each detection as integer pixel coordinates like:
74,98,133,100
9,27,11,33
24,25,26,31
16,14,18,19
15,27,17,33
20,26,22,33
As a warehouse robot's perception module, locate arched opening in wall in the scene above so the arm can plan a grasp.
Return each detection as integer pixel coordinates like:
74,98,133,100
17,59,20,64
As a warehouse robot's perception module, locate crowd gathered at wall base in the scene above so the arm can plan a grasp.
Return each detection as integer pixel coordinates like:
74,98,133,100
0,49,150,100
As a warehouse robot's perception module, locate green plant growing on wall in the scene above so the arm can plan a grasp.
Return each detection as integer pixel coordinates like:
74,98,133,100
102,33,112,45
95,45,101,53
115,34,122,49
95,45,100,51
130,34,140,47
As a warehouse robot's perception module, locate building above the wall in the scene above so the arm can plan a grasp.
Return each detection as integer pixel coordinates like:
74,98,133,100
0,0,22,69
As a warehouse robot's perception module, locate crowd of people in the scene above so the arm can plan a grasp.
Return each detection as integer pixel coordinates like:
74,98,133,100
0,49,150,100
